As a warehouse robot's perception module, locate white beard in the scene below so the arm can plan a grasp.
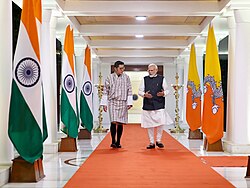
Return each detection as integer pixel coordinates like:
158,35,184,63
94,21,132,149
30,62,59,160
149,74,157,78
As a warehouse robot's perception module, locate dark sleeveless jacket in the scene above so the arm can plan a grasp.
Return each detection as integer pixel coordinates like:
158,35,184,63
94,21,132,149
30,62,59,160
143,75,165,110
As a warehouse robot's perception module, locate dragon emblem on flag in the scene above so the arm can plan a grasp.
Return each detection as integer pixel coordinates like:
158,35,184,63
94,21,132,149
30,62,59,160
187,80,202,110
204,75,223,114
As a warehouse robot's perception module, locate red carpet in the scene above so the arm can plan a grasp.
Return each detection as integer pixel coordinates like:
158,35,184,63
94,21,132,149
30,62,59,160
199,156,248,167
64,124,234,188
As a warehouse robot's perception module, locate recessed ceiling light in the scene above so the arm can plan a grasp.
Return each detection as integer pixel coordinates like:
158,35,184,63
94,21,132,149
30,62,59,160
135,16,147,21
135,34,144,38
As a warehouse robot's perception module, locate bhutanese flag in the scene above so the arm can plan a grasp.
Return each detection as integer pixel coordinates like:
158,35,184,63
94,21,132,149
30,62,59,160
8,0,43,163
186,44,202,131
202,25,224,144
60,25,79,138
80,46,93,131
33,0,48,142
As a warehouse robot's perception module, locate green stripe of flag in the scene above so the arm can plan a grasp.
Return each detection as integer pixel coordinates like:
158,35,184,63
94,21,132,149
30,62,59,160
8,80,43,163
80,92,93,132
42,93,48,142
61,88,79,138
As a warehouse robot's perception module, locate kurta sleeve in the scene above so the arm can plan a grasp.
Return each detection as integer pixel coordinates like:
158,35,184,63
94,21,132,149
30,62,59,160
138,78,145,97
163,78,170,96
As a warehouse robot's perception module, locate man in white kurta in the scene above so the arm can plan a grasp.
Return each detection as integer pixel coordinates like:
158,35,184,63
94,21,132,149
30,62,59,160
139,64,172,149
101,61,133,148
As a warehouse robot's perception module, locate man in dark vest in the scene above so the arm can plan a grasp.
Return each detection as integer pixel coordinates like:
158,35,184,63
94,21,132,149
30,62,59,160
139,64,172,149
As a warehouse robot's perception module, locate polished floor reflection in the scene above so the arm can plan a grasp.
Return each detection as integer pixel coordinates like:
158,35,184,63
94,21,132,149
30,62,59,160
2,129,250,188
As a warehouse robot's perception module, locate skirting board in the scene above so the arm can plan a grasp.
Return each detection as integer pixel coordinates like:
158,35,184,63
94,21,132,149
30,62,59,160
43,143,59,154
0,166,10,187
223,140,250,154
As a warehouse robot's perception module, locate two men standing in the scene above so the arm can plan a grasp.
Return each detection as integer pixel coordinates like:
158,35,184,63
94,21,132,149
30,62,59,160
101,62,171,149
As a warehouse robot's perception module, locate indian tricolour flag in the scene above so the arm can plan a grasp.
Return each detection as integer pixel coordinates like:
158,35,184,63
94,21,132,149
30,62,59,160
8,0,43,163
80,46,93,131
60,25,79,138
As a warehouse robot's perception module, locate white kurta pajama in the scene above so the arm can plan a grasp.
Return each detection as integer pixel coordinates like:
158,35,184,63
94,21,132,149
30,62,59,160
139,75,172,143
101,73,133,124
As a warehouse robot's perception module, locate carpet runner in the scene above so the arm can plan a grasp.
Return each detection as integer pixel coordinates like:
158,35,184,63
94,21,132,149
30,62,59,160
65,124,235,188
199,156,248,167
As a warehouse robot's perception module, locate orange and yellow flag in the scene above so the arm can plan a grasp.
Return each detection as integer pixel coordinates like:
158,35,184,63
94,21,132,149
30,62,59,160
186,44,202,131
202,25,224,144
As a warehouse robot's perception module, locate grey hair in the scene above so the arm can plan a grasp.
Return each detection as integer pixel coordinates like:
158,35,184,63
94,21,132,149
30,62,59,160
148,63,158,69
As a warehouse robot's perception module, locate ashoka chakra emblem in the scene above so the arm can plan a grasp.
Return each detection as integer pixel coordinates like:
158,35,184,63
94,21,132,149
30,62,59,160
83,81,92,96
64,74,75,93
15,57,40,87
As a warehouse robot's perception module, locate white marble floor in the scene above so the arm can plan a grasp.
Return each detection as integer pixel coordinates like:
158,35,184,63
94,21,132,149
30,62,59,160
2,128,250,188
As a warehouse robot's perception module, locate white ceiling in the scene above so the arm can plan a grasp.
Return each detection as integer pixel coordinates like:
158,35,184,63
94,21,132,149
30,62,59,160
13,0,250,64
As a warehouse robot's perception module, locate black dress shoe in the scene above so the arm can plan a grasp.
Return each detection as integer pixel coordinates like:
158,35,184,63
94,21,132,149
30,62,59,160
110,143,117,148
146,144,155,149
156,141,164,148
115,143,122,148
